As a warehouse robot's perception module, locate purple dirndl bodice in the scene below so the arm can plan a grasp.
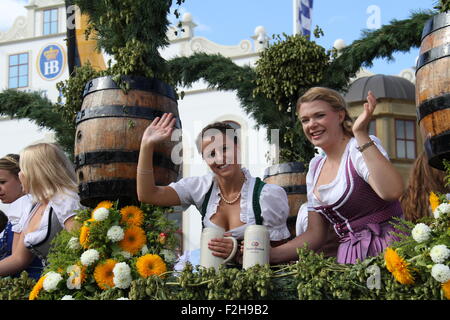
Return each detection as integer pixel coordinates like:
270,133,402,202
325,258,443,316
313,154,403,264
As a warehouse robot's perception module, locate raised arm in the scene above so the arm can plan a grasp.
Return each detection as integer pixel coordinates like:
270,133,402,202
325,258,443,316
352,91,404,201
269,211,328,264
137,113,181,206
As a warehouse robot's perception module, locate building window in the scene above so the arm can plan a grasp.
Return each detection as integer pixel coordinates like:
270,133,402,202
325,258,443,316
43,8,58,35
8,53,29,89
395,119,416,159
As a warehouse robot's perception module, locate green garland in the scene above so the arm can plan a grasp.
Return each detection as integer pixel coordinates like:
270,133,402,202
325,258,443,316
323,11,434,90
0,90,74,156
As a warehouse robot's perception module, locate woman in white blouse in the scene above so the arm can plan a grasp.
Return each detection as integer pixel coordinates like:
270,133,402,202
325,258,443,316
271,87,404,264
0,143,81,277
137,114,290,262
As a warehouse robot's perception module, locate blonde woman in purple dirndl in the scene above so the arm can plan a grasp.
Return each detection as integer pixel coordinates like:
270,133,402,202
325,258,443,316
271,87,404,264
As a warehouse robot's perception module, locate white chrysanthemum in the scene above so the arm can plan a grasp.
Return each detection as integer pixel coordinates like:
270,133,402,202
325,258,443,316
411,223,431,243
141,244,149,255
161,249,177,263
433,203,450,219
117,297,129,300
113,262,132,289
67,237,81,250
80,249,100,266
431,264,450,283
61,295,75,300
43,271,63,292
107,226,124,242
430,245,450,264
120,251,132,259
93,207,109,221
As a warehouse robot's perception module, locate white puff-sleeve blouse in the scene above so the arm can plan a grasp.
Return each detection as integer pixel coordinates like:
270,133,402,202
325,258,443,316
306,135,389,212
15,190,82,247
169,168,291,241
6,194,34,233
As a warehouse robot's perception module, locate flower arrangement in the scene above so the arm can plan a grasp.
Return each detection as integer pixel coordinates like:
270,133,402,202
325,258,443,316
382,161,450,299
29,202,180,300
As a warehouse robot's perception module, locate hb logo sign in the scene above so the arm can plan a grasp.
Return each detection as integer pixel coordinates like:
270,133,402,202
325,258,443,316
37,44,65,80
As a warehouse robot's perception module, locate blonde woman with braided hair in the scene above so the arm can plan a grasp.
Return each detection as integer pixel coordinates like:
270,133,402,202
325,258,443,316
0,143,82,278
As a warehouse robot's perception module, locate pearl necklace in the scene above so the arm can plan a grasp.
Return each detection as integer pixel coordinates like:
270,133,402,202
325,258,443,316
218,174,246,205
219,190,241,205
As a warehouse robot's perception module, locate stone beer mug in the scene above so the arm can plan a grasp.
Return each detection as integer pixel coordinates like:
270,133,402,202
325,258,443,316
200,227,238,270
242,225,270,269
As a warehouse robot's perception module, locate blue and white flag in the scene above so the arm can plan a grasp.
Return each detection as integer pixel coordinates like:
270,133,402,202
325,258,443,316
294,0,314,37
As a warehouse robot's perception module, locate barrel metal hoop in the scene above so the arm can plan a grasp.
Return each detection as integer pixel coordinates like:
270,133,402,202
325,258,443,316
282,185,307,195
79,179,137,199
75,150,178,172
82,76,177,101
416,93,450,123
424,130,450,171
75,105,182,128
263,161,306,179
421,12,450,40
416,43,450,72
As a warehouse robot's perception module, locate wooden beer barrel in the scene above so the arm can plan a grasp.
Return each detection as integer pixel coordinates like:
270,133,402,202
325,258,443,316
416,12,450,170
74,76,182,207
263,162,307,238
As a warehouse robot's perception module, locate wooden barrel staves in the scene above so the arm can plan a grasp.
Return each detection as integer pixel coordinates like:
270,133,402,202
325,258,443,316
263,162,307,237
74,76,182,207
416,12,450,170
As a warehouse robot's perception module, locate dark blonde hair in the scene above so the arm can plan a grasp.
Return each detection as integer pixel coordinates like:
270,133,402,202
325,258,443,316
297,87,354,137
0,154,20,177
400,152,450,222
19,143,77,202
195,122,239,153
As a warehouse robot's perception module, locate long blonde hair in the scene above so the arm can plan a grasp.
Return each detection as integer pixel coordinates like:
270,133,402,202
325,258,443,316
19,143,77,202
297,87,354,137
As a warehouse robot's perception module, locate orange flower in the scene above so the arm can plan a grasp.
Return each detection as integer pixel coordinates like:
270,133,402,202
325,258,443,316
79,218,95,249
120,206,144,226
443,280,450,300
118,226,147,255
29,275,46,300
384,247,415,285
136,254,167,278
429,192,440,212
94,200,114,211
94,259,117,290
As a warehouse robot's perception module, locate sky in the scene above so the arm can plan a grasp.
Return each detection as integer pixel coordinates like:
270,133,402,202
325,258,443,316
1,0,438,75
173,0,436,75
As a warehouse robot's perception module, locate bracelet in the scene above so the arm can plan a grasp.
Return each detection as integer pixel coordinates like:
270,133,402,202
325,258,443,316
356,140,375,153
137,168,153,175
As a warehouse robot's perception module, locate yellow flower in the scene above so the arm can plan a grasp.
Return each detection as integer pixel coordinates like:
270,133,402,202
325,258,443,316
118,226,147,255
94,259,117,290
136,254,167,278
443,280,450,300
94,200,114,211
384,247,415,285
429,192,440,212
120,206,144,226
79,218,95,249
29,275,46,300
